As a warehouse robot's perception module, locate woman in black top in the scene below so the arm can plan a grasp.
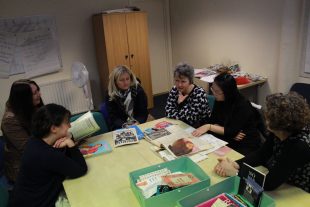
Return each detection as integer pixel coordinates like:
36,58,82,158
214,92,310,192
105,65,148,130
9,104,87,207
192,73,261,155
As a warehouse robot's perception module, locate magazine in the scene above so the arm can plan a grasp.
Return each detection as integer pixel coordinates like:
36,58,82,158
146,125,214,157
69,111,100,141
128,125,144,140
113,128,139,147
79,140,112,158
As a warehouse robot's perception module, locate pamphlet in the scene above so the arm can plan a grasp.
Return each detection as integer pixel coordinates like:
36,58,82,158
69,111,100,141
113,128,139,147
79,140,112,158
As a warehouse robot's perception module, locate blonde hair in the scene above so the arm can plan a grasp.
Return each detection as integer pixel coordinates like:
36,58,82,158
108,65,138,100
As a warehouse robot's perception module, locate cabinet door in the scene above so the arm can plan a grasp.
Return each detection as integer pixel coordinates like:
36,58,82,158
126,12,153,108
103,14,130,72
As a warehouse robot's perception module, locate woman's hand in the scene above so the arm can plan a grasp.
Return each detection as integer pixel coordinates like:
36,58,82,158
192,124,210,137
177,92,188,104
214,157,239,177
53,137,75,148
234,131,246,141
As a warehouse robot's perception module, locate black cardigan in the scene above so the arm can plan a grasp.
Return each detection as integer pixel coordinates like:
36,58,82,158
236,131,310,192
106,85,148,130
209,95,261,155
9,138,87,207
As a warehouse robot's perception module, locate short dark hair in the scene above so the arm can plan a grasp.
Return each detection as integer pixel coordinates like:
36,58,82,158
7,79,43,131
174,63,194,84
31,104,71,139
213,73,239,102
265,92,310,133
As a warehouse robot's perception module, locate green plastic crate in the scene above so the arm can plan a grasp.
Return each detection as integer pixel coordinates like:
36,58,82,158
129,157,211,207
177,176,275,207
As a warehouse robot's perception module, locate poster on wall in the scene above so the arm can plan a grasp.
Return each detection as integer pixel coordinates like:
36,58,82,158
0,15,62,78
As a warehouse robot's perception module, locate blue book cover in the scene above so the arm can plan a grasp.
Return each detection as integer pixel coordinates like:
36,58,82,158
128,125,144,140
79,140,112,158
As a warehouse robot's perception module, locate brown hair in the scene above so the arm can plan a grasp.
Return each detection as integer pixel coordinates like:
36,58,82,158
265,92,310,133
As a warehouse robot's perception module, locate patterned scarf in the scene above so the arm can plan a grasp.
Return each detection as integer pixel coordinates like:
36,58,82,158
117,86,138,121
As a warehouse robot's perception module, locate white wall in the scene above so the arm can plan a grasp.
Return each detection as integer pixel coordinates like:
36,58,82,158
169,0,307,104
0,0,171,114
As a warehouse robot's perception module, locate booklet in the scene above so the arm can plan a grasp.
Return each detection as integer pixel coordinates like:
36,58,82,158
78,140,112,158
113,128,139,147
69,111,100,141
128,125,144,140
238,163,266,207
146,125,214,157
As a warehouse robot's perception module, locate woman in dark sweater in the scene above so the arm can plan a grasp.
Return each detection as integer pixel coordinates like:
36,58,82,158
192,73,261,155
214,92,310,192
105,65,148,130
9,104,87,207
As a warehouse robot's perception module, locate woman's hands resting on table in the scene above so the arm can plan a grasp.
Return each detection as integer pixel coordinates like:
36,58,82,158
214,157,240,177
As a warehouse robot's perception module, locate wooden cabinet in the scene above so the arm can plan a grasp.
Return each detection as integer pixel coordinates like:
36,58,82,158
93,12,154,108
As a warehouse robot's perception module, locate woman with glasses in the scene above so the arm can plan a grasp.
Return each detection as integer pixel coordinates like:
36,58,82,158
192,73,261,155
1,79,44,183
165,63,211,128
213,92,310,192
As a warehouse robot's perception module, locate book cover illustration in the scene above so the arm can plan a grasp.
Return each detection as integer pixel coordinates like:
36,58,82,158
238,163,266,207
79,140,112,158
113,128,139,147
128,125,144,140
152,125,213,157
195,193,240,207
144,128,171,140
154,121,173,129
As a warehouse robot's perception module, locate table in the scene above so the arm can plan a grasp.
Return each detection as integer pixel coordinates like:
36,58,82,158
63,118,310,207
194,78,267,103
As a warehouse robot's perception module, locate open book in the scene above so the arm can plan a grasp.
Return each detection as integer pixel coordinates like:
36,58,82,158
69,111,100,141
145,125,215,158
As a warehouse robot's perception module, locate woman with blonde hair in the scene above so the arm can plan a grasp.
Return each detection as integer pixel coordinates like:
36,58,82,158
214,92,310,192
105,65,148,130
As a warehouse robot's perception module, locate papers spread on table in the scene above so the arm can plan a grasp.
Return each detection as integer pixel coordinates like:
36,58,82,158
113,128,139,147
145,125,227,162
69,111,100,141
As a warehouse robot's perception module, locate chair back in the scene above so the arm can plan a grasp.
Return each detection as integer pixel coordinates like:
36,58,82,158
207,95,215,111
70,111,109,136
290,83,310,104
0,185,8,207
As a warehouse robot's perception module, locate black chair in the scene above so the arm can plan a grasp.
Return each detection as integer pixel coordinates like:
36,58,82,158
290,83,310,104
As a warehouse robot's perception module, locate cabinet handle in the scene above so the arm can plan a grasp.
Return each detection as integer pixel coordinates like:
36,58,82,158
131,54,134,58
125,55,129,59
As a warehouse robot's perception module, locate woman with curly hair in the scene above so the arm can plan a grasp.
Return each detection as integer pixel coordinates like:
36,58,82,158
214,92,310,192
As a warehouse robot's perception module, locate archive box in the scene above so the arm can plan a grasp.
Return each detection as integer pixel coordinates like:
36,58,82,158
129,157,211,207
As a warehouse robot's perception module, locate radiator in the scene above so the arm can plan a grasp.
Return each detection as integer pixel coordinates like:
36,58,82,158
39,79,94,115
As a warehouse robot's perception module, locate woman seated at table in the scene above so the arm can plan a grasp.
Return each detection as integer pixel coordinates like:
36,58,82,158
192,73,261,155
105,65,148,130
165,63,211,128
1,79,43,184
9,104,87,206
214,92,310,192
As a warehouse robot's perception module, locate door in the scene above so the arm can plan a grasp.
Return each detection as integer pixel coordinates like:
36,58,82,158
126,12,153,107
103,13,130,72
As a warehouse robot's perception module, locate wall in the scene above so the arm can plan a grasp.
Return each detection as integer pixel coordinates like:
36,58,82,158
0,0,171,115
169,0,306,104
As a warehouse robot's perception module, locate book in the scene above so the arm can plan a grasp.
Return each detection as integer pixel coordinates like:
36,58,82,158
162,173,199,188
128,125,144,140
113,128,139,147
238,163,266,207
69,111,100,141
79,140,112,158
195,193,241,207
146,125,214,157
